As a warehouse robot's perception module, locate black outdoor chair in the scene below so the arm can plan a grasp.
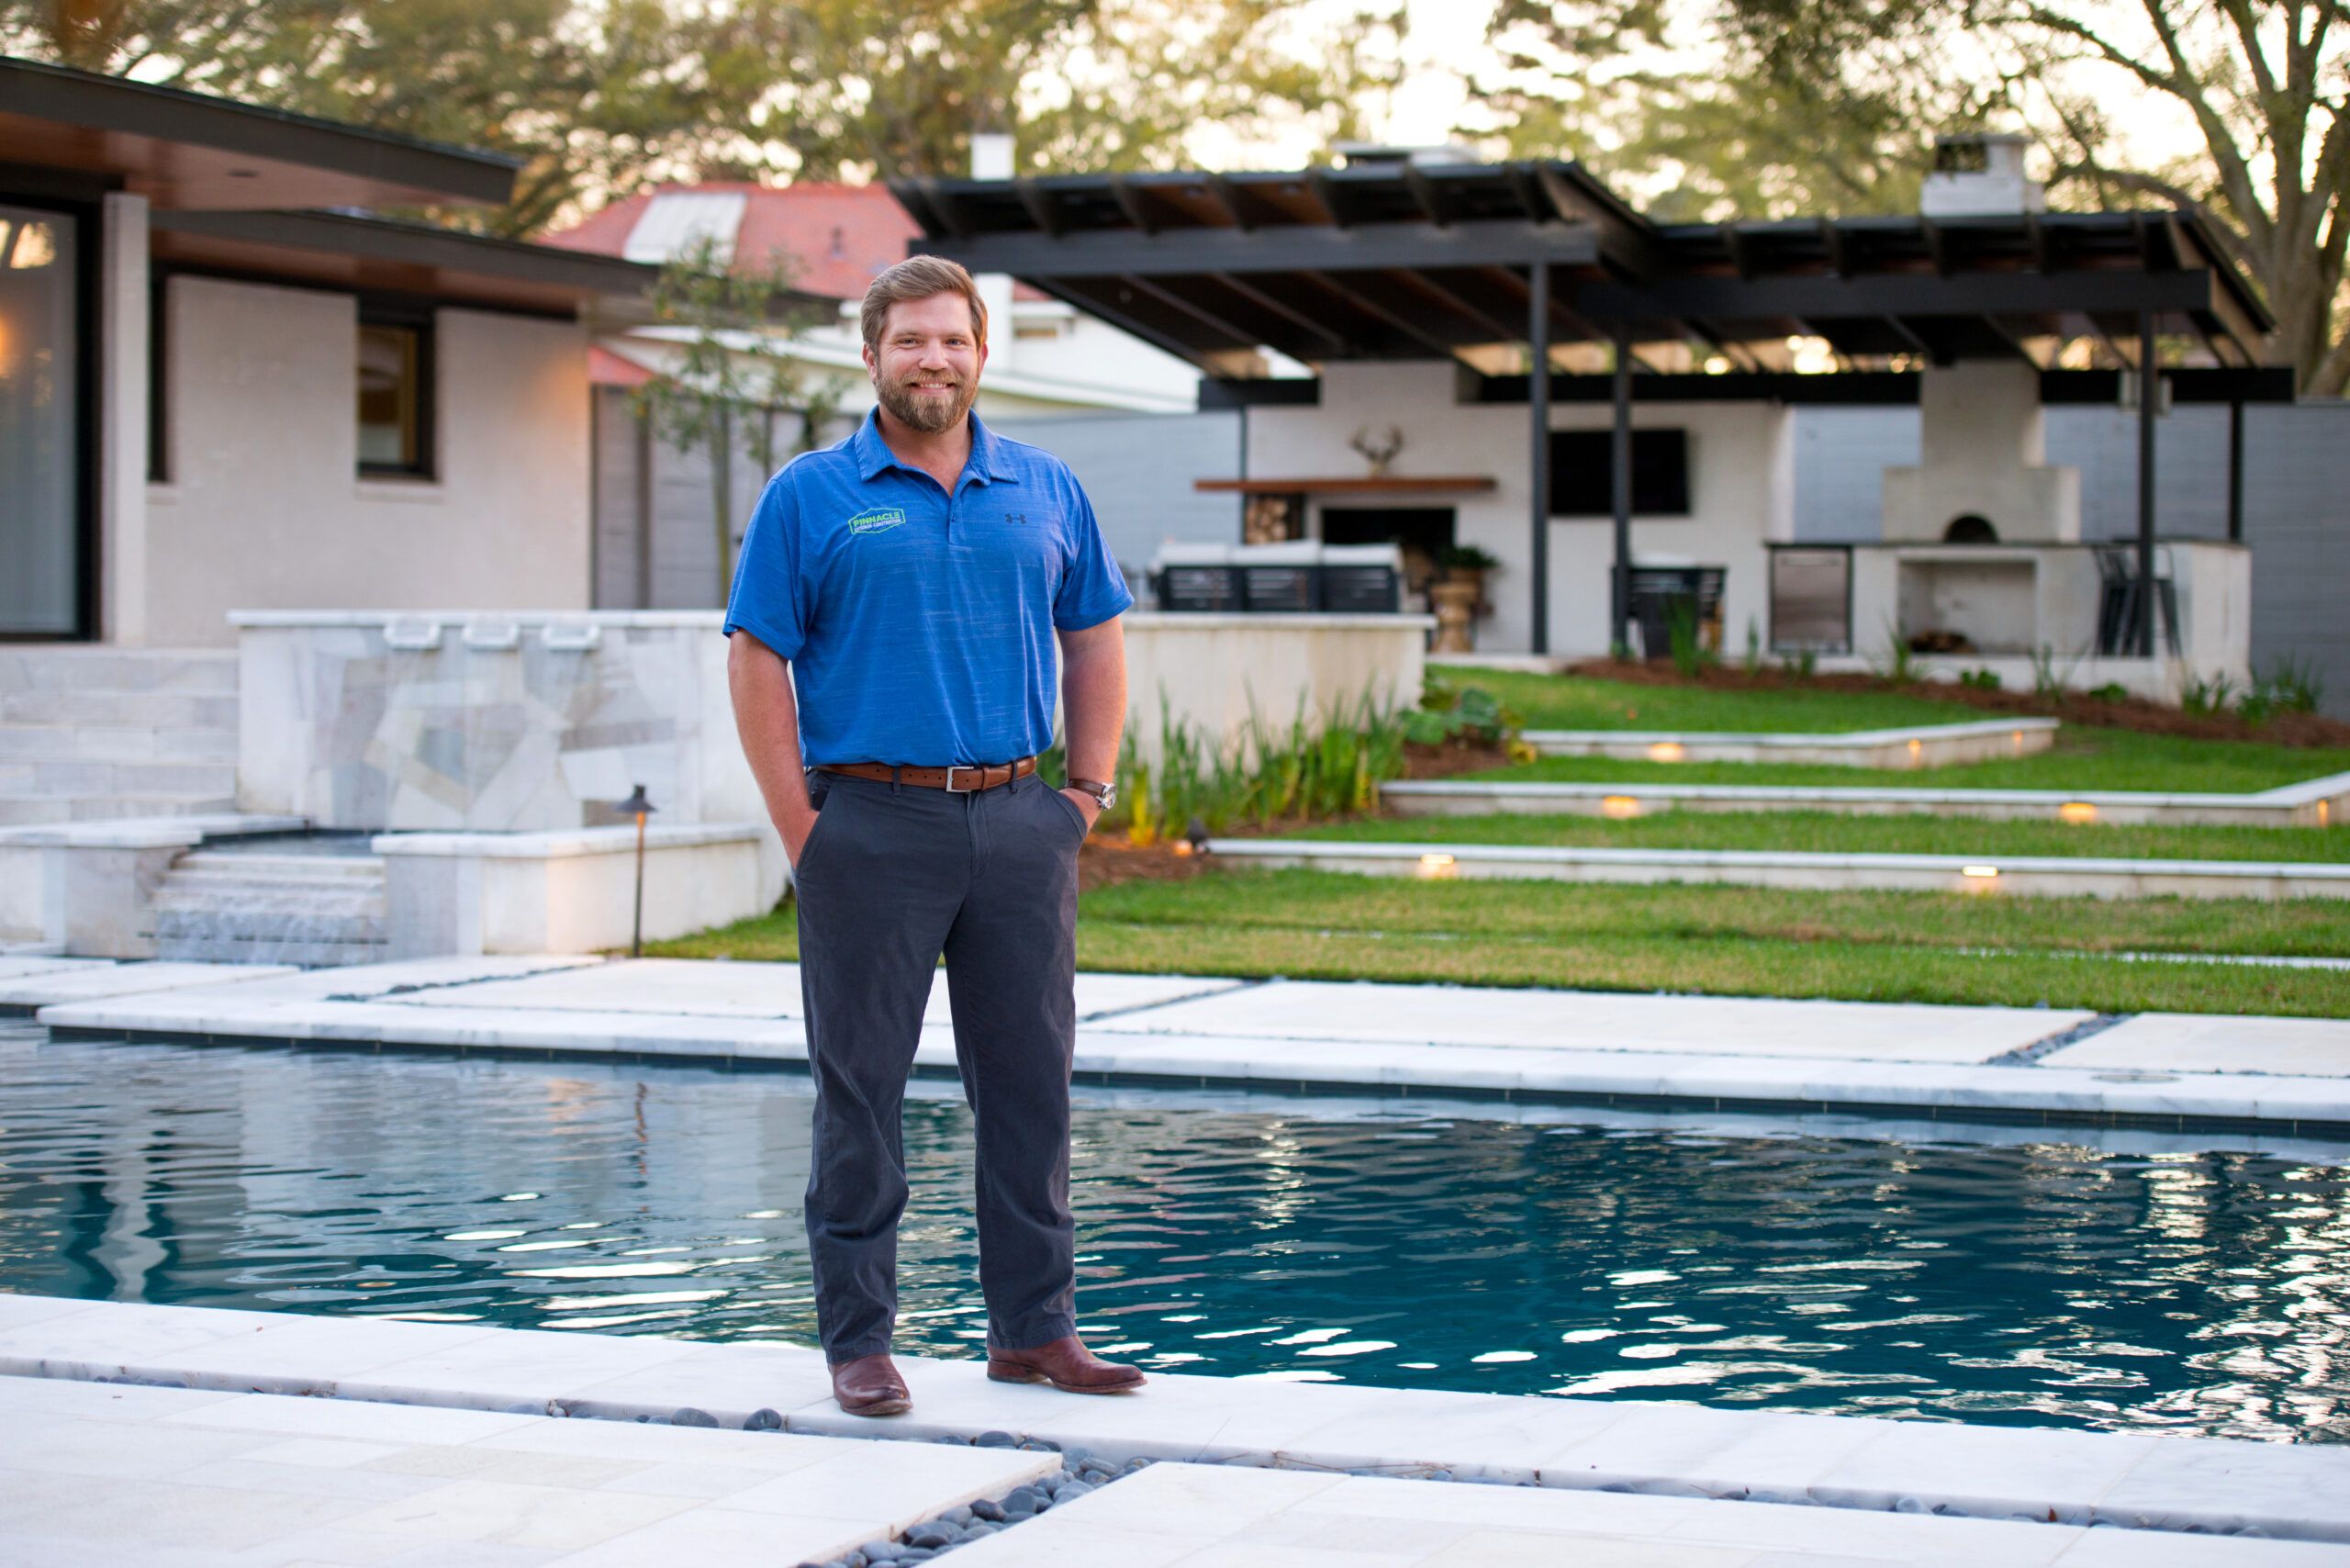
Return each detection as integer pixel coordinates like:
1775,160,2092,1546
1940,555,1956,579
2094,543,2180,656
1628,566,1727,658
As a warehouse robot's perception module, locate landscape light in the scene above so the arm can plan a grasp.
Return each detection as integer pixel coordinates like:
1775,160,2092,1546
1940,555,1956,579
1647,742,1685,762
1601,795,1641,819
1907,737,1923,761
620,783,655,958
1961,864,1999,880
2059,801,2098,824
2012,729,2026,750
2321,801,2333,827
1417,852,1458,879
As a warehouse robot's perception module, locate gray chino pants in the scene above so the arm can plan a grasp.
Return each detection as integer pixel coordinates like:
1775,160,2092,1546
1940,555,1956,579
791,767,1088,1364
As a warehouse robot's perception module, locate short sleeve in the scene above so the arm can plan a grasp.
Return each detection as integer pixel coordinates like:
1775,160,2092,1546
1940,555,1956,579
1051,473,1136,631
722,472,808,660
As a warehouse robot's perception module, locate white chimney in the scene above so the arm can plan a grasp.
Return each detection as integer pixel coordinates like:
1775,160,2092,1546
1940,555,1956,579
970,133,1017,369
1920,133,2044,217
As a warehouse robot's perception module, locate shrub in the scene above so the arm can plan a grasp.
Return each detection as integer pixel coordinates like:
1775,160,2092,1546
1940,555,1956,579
2180,670,2237,716
2240,653,2324,722
1958,667,2002,692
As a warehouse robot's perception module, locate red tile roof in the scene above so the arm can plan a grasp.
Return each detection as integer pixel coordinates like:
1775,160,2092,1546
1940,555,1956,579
543,182,912,301
544,181,1047,302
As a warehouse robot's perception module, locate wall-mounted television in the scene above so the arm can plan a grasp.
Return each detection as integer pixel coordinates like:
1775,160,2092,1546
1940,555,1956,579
1550,429,1691,516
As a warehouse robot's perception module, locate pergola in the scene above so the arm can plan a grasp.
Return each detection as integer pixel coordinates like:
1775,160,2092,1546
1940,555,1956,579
892,160,2280,655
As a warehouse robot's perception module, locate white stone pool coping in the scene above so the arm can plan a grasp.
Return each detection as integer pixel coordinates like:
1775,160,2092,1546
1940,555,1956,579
1382,768,2350,828
2,1294,2345,1548
1207,836,2350,902
10,955,2349,1133
0,1372,1056,1565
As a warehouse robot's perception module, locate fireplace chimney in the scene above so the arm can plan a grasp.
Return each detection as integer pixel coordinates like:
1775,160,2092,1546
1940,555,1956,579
1920,133,2044,218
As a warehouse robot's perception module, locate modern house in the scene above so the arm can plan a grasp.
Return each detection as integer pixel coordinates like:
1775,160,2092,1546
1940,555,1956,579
540,170,1222,609
0,54,658,652
0,55,656,823
895,141,2322,703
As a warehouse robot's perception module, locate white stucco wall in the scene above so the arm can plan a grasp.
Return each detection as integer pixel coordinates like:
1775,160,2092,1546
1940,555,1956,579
145,275,592,647
1246,364,1796,659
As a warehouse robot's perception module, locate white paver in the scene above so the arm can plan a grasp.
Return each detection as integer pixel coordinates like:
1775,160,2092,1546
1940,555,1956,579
380,957,1241,1025
32,957,2350,1126
2044,1013,2350,1078
0,1372,1053,1567
6,1294,2346,1543
1086,977,2087,1066
0,959,299,1009
0,956,106,983
946,1460,2349,1568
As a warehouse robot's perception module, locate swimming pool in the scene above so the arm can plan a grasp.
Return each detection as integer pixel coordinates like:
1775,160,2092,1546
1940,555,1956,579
2,1030,2344,1443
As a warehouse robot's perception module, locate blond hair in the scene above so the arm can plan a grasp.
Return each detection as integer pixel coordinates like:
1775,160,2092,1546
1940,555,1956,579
861,255,988,354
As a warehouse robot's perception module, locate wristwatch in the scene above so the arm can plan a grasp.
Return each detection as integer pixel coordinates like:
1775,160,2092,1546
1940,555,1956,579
1068,777,1117,812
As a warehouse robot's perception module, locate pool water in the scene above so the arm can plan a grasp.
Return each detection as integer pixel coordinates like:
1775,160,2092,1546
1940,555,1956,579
2,1033,2345,1443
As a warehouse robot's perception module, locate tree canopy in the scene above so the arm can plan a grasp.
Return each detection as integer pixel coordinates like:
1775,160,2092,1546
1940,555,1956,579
1468,0,2350,395
2,0,1403,231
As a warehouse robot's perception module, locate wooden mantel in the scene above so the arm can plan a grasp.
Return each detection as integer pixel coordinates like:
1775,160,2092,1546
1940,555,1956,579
1192,476,1498,497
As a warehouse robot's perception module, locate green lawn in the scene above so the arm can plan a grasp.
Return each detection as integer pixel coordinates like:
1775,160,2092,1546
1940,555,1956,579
1287,810,2350,863
651,869,2350,1016
1452,668,1995,733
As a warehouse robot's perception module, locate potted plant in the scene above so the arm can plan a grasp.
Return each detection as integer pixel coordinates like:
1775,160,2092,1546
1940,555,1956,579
1438,544,1501,616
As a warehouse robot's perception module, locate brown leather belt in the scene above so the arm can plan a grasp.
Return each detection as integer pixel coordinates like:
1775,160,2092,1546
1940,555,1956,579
817,756,1039,792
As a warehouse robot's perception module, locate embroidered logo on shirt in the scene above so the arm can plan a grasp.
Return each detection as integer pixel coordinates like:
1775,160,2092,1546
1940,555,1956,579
846,507,908,535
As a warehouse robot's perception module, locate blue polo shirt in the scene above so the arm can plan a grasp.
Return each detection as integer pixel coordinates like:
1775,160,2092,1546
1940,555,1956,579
722,409,1133,767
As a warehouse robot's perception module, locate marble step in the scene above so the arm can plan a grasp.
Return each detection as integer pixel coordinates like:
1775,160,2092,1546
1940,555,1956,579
1,760,237,797
151,851,390,965
0,689,238,730
0,646,238,695
0,723,238,764
0,792,240,825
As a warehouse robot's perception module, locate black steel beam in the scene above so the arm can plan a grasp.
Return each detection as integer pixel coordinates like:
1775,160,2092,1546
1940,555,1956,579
1530,263,1551,655
1611,326,1632,653
912,218,1603,280
1206,271,1351,354
2136,308,2158,657
1582,269,2228,322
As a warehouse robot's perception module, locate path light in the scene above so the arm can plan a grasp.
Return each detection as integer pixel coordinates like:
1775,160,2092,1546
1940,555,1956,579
1601,795,1642,819
1908,737,1923,762
1647,742,1685,762
1184,816,1211,857
2012,729,2026,751
2059,801,2098,824
1961,864,1999,882
1418,852,1458,879
620,783,655,958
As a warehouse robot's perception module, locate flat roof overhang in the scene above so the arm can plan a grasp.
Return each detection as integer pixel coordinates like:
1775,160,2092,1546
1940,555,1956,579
897,162,2276,375
0,54,517,210
152,209,659,317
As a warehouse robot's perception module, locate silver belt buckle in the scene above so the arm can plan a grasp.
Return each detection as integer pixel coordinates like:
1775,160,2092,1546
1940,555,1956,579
944,764,983,792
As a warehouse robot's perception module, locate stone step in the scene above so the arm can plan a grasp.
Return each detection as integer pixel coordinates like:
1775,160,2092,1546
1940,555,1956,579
170,852,385,880
5,760,238,797
0,793,240,825
0,689,238,731
0,646,238,695
0,724,239,765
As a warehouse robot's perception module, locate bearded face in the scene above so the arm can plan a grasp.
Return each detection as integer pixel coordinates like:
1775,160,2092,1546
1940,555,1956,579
867,292,986,435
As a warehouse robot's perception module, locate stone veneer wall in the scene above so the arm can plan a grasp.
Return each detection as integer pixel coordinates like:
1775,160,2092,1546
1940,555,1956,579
235,610,1437,828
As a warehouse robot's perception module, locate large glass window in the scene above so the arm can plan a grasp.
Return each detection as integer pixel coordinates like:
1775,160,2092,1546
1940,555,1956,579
357,308,431,476
0,202,82,637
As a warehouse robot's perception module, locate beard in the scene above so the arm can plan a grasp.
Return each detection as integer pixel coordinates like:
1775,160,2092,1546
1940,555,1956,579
875,372,979,434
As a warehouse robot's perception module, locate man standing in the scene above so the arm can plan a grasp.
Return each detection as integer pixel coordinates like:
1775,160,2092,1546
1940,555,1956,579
724,256,1141,1417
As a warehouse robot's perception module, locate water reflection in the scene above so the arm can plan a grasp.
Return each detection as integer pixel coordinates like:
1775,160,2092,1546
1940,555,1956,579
0,1035,2344,1441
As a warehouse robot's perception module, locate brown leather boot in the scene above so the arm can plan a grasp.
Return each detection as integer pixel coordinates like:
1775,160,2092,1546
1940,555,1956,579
829,1351,911,1417
986,1336,1146,1394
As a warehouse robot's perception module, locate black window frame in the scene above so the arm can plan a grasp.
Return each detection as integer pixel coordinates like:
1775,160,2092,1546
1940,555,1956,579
355,295,436,480
0,182,103,643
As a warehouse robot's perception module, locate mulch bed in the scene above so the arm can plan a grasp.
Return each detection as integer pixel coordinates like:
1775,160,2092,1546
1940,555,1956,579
1561,658,2350,747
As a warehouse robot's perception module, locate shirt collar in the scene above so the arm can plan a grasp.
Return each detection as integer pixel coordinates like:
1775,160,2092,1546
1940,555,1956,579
851,408,1019,486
